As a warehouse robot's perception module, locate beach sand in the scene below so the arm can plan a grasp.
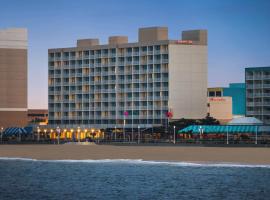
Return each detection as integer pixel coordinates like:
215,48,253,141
0,144,270,164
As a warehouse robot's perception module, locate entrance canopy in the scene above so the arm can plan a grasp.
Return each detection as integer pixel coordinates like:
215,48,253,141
178,125,266,134
3,127,30,136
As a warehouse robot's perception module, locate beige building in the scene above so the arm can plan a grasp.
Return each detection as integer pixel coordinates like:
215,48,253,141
48,27,207,129
0,28,28,128
207,97,233,124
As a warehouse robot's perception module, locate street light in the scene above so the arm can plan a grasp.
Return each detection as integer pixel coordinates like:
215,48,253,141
50,129,54,144
0,127,3,143
71,129,74,142
173,125,176,144
84,129,87,141
77,127,81,142
64,129,67,141
56,126,60,145
44,129,47,141
90,128,94,141
123,119,126,142
37,126,40,142
114,126,117,141
138,125,140,144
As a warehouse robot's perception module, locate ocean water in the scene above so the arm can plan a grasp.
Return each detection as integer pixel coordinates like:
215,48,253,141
0,158,270,200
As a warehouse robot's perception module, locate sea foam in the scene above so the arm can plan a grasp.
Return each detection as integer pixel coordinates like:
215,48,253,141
0,157,270,168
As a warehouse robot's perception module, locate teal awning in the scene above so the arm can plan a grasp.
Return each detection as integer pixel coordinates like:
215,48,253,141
178,125,260,134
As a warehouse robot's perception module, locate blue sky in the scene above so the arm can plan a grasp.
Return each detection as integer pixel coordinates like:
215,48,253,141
1,0,270,109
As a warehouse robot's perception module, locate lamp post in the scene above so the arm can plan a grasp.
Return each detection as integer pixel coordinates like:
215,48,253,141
77,127,81,142
71,129,74,142
138,125,140,144
114,126,117,141
50,129,53,143
123,119,126,142
173,126,176,144
56,126,60,145
37,126,40,142
226,125,229,145
64,129,67,142
131,126,134,143
44,129,47,141
91,128,94,141
0,127,3,143
255,126,258,145
84,129,87,142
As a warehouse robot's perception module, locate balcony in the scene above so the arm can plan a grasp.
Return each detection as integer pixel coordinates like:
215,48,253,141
246,84,270,89
154,50,160,54
54,57,62,61
246,110,270,115
109,53,116,57
162,59,169,63
133,52,139,56
133,60,140,65
247,102,270,107
263,75,270,79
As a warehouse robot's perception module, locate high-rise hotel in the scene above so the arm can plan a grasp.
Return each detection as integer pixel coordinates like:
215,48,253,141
48,27,207,129
246,66,270,124
0,28,28,128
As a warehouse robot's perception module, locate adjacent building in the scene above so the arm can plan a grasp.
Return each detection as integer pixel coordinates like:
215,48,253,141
246,66,270,124
27,109,48,125
0,28,28,128
207,97,233,124
207,83,246,123
48,27,208,129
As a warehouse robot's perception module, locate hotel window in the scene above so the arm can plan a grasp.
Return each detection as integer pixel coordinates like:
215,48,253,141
110,48,116,54
49,62,54,67
216,91,222,97
126,48,132,53
49,53,54,58
162,54,168,59
141,46,147,52
208,91,215,97
70,52,76,57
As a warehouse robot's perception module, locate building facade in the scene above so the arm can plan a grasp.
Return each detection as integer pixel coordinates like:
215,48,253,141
246,66,270,124
207,97,233,124
48,27,208,129
0,28,28,128
223,83,246,116
208,83,246,117
28,109,48,125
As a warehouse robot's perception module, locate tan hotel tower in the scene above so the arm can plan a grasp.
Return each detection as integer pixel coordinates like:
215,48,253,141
0,28,28,128
48,27,207,129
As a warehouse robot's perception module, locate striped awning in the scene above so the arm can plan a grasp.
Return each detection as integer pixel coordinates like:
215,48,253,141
3,127,29,136
178,125,263,134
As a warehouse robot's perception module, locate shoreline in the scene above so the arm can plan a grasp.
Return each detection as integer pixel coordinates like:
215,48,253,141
0,144,270,165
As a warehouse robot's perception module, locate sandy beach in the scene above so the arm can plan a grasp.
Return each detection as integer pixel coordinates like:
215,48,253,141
0,144,270,164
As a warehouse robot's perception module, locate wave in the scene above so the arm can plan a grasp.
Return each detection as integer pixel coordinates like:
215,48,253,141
1,157,270,168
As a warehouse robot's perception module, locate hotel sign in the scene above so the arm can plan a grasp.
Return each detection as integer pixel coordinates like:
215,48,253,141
209,97,226,102
176,40,193,44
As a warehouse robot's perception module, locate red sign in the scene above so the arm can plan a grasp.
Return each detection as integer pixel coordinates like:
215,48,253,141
176,40,193,44
209,97,226,102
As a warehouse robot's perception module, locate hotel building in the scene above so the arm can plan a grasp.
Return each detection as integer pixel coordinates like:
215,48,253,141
48,27,207,129
207,83,246,123
0,28,28,128
246,66,270,124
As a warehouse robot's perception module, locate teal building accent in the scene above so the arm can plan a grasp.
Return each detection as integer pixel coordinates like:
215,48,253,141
223,83,246,115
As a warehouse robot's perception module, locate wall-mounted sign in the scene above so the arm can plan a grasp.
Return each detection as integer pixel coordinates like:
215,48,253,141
209,97,226,102
176,40,193,44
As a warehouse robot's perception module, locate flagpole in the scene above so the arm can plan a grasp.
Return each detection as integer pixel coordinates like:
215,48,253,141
123,118,126,142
